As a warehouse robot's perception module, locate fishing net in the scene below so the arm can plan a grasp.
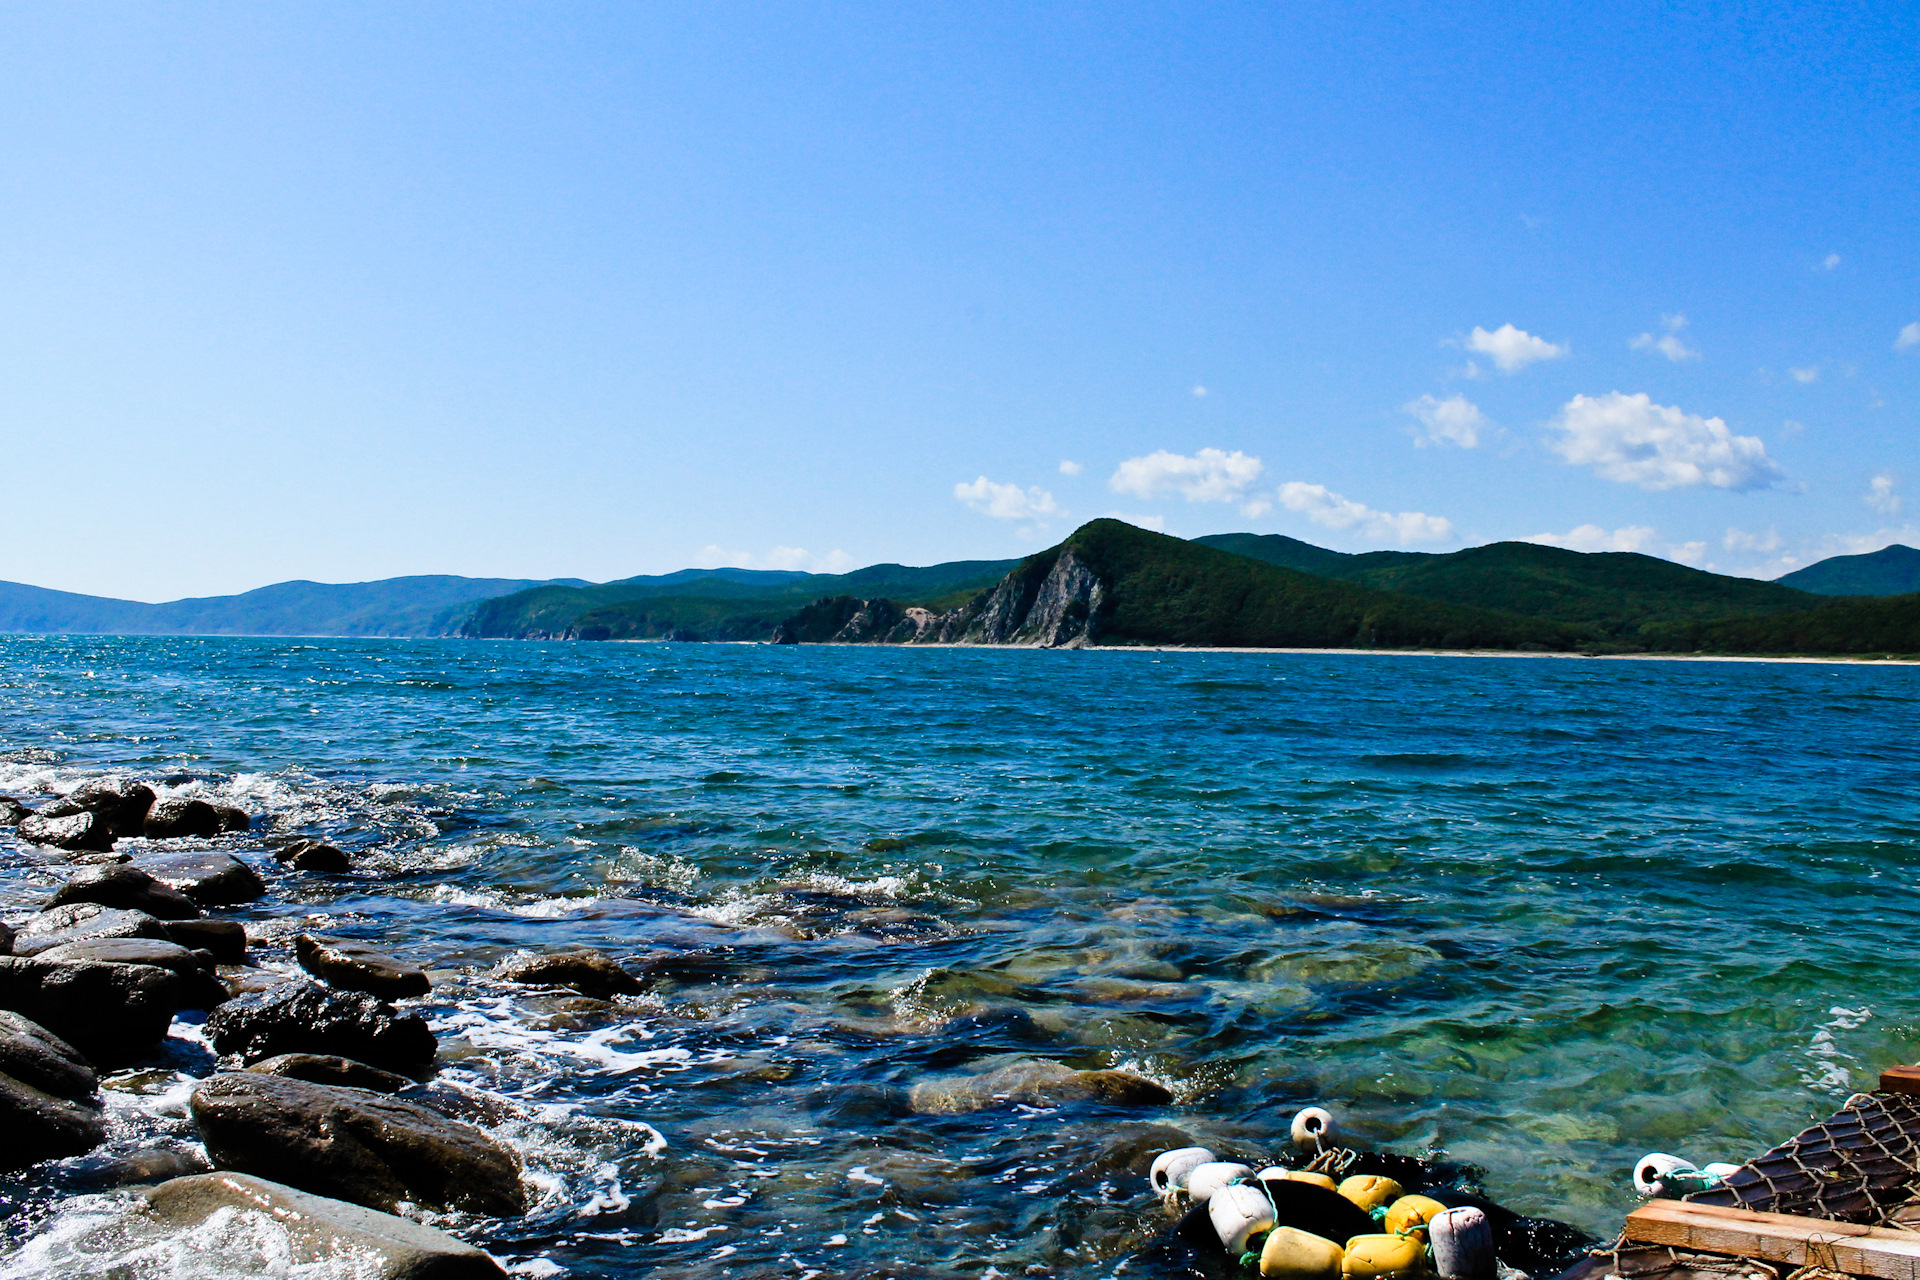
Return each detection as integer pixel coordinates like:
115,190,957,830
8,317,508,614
1682,1090,1920,1227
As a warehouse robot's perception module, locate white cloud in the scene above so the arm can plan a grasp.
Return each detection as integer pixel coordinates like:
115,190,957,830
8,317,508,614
1722,527,1783,553
1191,385,1208,397
1276,482,1454,544
696,545,857,574
1789,365,1819,383
1057,460,1083,476
1465,323,1568,373
1549,391,1784,492
1527,525,1659,553
1821,253,1842,270
1896,322,1920,352
953,476,1060,521
1109,448,1263,503
1404,393,1487,449
1866,473,1901,516
1630,313,1700,362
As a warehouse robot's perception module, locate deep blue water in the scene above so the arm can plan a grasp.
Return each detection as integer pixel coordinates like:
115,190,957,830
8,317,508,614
1,636,1917,1278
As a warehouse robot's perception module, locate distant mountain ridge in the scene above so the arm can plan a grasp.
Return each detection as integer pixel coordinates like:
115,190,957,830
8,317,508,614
1776,544,1920,596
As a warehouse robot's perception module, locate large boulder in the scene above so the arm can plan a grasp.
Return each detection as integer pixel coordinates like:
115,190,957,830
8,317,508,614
9,904,171,956
49,863,200,920
134,851,266,907
67,777,157,838
908,1059,1173,1115
295,934,430,999
17,810,115,854
0,1011,105,1169
164,918,248,965
494,948,645,998
144,1172,507,1278
191,1074,527,1216
38,938,229,1010
246,1053,413,1094
0,955,182,1065
142,795,224,839
205,981,436,1075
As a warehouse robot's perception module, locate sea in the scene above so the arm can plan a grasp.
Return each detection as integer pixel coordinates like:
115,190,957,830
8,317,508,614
0,634,1916,1279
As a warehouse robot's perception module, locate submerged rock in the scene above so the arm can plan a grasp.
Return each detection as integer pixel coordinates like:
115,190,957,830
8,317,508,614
134,851,266,907
66,777,158,838
211,804,251,832
164,918,248,965
494,948,645,998
142,796,223,840
17,810,115,854
144,1172,507,1278
9,904,172,957
0,795,30,826
0,955,183,1065
273,840,352,872
246,1052,413,1094
205,981,436,1074
295,933,431,998
190,1073,527,1216
48,864,200,921
908,1059,1173,1115
38,938,229,1010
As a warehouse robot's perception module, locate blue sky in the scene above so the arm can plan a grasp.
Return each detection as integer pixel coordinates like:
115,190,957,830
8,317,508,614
4,3,1916,600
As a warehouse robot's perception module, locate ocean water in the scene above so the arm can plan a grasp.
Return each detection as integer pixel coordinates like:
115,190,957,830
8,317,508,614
0,635,1916,1278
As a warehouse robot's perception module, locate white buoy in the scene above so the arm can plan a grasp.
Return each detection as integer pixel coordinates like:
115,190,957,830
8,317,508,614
1210,1182,1277,1256
1633,1153,1698,1197
1185,1161,1255,1204
1430,1206,1496,1280
1150,1147,1218,1197
1702,1163,1742,1180
1290,1106,1338,1151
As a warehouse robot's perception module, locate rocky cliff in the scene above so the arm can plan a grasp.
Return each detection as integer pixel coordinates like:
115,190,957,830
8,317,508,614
771,548,1106,648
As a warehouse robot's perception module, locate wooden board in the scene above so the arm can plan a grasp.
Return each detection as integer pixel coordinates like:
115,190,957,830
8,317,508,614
1625,1200,1920,1280
1881,1065,1920,1097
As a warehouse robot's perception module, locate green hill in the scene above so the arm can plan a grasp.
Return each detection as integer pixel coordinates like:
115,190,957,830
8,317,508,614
1645,591,1920,657
1776,544,1920,596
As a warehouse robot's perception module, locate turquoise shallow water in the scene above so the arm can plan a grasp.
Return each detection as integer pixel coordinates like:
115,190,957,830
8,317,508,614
1,636,1917,1278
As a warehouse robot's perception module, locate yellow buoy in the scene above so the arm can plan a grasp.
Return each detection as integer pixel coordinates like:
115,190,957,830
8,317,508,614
1383,1194,1449,1237
1277,1170,1338,1191
1260,1226,1346,1280
1342,1232,1428,1278
1337,1175,1404,1213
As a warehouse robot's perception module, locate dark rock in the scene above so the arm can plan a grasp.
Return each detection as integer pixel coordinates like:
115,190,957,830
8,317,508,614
205,981,436,1074
0,1069,107,1169
247,1053,413,1093
49,863,201,920
0,955,183,1064
142,795,223,839
296,934,430,999
17,810,115,854
495,948,644,998
164,918,248,964
10,904,171,956
145,1172,508,1278
67,777,157,838
59,1145,210,1188
273,840,352,872
211,804,252,832
134,850,266,907
0,1009,98,1101
191,1073,527,1216
0,919,10,955
0,795,30,826
38,938,228,1010
908,1059,1174,1115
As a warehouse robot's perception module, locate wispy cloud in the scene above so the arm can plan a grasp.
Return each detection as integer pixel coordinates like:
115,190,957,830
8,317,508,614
1896,322,1920,352
1820,253,1842,270
1527,525,1658,554
1465,323,1568,373
1549,392,1783,492
1789,365,1819,384
1057,460,1083,476
1866,473,1901,516
1110,448,1264,506
1630,313,1700,362
696,545,857,574
1276,482,1453,544
1404,393,1487,448
953,476,1060,521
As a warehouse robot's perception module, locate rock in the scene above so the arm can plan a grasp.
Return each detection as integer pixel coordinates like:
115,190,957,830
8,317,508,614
134,850,266,907
0,919,11,955
9,904,171,956
142,795,223,839
0,795,30,825
211,804,252,832
38,938,228,1010
0,955,183,1065
165,918,248,964
60,1145,210,1188
48,863,201,920
205,981,436,1074
67,777,157,838
190,1074,527,1216
296,934,430,999
495,948,644,998
0,1009,98,1101
144,1172,508,1278
273,839,352,872
246,1053,413,1093
17,810,115,853
0,1069,107,1169
907,1059,1173,1115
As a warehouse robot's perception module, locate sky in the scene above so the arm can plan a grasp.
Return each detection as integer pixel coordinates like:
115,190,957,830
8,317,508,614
3,2,1917,600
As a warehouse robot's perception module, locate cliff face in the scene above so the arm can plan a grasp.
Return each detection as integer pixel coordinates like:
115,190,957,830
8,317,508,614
772,549,1107,648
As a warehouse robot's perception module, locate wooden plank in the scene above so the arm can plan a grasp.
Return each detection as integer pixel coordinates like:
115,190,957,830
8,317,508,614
1625,1200,1920,1280
1881,1065,1920,1097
